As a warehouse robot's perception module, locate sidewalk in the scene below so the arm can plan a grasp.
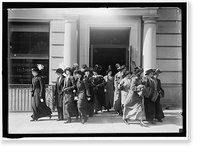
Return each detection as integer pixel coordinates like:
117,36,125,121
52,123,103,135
8,109,182,134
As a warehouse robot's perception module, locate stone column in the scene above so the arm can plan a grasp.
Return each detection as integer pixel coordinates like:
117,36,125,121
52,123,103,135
62,15,79,68
142,16,159,73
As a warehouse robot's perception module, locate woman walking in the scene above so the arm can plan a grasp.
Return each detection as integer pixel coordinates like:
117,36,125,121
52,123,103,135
143,69,156,124
90,65,106,114
54,68,65,121
153,69,165,122
113,65,126,116
63,67,77,123
30,67,52,121
118,71,132,111
122,67,147,127
84,68,95,117
74,70,91,124
104,66,114,112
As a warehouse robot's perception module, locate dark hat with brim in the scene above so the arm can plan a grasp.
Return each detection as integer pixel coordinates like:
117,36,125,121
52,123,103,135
84,67,91,73
153,69,162,75
74,70,84,75
117,65,126,71
124,71,132,77
31,67,39,73
64,67,72,73
56,68,64,74
145,69,154,75
134,67,144,75
92,64,102,73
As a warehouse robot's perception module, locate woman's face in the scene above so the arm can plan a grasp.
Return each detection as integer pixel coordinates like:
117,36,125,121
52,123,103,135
32,71,38,77
76,73,82,79
56,73,62,77
108,71,112,76
149,72,153,78
154,74,159,78
85,71,90,76
65,70,70,75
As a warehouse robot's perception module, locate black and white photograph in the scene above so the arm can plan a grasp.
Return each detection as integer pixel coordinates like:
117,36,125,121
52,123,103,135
2,2,187,139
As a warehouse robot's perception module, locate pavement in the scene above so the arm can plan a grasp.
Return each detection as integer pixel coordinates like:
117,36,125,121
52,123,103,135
8,109,183,134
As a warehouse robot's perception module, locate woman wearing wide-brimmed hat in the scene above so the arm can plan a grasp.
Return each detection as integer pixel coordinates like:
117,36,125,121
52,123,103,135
74,70,91,124
113,65,127,116
54,68,65,121
90,64,106,114
122,67,147,126
62,67,78,123
30,67,52,121
152,69,165,122
84,67,95,117
143,68,156,124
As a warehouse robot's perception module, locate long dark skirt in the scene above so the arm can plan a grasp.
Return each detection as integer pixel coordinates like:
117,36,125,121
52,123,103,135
144,97,156,121
31,97,52,120
63,100,79,120
155,97,165,120
85,98,94,116
95,87,105,108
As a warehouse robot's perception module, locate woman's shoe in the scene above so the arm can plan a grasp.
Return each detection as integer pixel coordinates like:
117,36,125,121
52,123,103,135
49,115,52,120
150,120,155,124
140,121,147,127
64,119,71,124
158,119,163,122
75,116,79,121
123,119,129,125
81,119,87,124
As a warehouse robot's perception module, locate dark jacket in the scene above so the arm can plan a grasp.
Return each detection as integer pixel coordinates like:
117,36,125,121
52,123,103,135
156,79,165,98
31,74,51,119
76,78,91,100
32,75,45,100
54,75,65,107
63,75,76,104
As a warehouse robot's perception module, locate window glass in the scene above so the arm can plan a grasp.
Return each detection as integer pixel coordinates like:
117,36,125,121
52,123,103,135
9,22,49,84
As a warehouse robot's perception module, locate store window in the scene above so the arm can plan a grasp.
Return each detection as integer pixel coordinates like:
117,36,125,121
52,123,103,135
9,22,50,84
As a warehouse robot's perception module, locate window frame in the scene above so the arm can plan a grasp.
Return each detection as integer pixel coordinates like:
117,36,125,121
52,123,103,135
8,20,50,85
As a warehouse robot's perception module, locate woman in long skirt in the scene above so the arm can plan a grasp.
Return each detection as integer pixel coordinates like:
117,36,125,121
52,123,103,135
104,66,114,111
122,68,146,127
84,68,94,117
90,65,106,114
74,70,91,124
153,69,165,122
54,68,65,121
113,65,126,115
30,67,52,121
63,67,78,123
118,71,132,111
143,69,156,124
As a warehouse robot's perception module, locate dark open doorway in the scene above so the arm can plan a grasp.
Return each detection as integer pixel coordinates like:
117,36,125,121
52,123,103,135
92,47,126,76
90,27,131,76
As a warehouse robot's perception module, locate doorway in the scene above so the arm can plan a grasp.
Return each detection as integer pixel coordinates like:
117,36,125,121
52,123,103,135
90,27,131,76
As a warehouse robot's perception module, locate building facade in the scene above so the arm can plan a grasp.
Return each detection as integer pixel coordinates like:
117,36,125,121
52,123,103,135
8,7,182,111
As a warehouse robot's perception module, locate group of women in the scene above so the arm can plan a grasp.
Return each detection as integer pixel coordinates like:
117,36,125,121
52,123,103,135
114,65,165,127
30,62,165,126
